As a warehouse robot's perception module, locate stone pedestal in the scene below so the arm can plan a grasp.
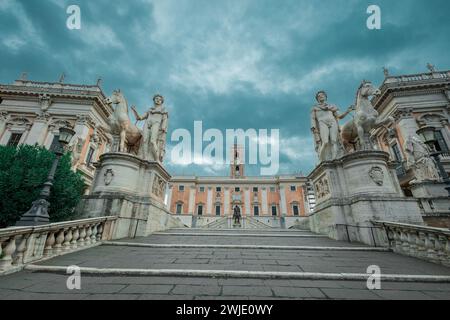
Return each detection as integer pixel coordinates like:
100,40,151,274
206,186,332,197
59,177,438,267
410,180,450,228
308,151,424,245
77,152,184,239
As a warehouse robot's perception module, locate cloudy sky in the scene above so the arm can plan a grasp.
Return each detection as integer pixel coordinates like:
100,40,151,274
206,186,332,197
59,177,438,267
1,0,449,176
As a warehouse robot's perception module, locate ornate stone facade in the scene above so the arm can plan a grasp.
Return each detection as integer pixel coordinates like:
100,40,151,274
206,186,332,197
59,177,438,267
0,76,113,191
370,67,450,223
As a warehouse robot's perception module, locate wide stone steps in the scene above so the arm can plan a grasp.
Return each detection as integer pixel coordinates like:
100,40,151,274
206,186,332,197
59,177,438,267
1,228,450,300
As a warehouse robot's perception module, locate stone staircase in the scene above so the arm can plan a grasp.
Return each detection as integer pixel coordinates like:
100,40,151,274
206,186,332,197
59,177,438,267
201,216,274,229
1,227,450,300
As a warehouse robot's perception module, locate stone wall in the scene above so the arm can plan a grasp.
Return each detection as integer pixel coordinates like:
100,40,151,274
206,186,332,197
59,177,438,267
77,193,185,239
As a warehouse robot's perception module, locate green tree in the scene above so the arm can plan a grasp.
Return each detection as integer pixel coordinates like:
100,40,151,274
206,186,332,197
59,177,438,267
0,144,85,228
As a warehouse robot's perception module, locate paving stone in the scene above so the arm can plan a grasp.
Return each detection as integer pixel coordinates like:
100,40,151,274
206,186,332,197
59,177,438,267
83,294,140,300
222,286,273,297
138,294,195,300
195,296,250,300
320,288,381,300
172,285,221,296
373,290,435,300
272,286,315,298
421,291,450,300
120,284,174,294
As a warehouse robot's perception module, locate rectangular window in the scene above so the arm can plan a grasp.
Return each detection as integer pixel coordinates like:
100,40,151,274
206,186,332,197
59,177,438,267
290,186,296,191
253,206,259,216
270,187,276,192
235,187,240,192
197,205,203,216
86,147,95,167
253,187,258,192
271,205,277,216
176,203,183,214
391,143,402,162
293,205,299,216
49,135,61,152
215,205,221,216
216,187,221,192
179,185,185,192
435,130,449,152
7,133,22,147
199,186,205,192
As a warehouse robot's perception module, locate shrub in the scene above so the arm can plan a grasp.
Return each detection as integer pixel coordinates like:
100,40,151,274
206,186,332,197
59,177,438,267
0,144,85,228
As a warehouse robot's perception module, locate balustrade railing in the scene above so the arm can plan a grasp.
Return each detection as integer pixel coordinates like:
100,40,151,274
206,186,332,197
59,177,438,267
0,216,116,274
385,71,450,84
372,221,450,267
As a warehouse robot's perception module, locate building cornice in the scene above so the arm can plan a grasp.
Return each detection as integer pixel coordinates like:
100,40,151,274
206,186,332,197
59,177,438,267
0,80,113,118
373,70,450,114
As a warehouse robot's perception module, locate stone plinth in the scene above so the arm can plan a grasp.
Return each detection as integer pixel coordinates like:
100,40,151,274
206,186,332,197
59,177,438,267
410,180,450,228
410,180,450,198
77,152,185,239
308,151,424,245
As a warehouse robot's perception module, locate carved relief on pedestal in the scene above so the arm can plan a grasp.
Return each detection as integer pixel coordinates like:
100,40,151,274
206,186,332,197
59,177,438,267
368,166,384,186
314,174,330,200
104,168,114,185
152,174,166,199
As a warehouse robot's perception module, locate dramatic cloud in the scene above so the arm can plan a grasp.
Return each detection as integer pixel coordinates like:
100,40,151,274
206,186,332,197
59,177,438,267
1,0,449,176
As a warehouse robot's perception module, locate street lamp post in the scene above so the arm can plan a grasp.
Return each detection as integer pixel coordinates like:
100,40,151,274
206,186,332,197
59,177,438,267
16,127,76,227
416,126,450,197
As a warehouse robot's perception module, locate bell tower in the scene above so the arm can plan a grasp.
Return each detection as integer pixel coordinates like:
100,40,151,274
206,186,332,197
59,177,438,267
230,144,244,178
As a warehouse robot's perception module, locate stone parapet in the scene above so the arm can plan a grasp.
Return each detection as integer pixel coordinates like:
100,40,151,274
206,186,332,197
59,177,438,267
0,216,116,275
373,221,450,267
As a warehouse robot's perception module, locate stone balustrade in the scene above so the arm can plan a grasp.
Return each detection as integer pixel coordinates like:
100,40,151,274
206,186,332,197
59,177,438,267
373,221,450,267
0,216,116,275
385,71,450,84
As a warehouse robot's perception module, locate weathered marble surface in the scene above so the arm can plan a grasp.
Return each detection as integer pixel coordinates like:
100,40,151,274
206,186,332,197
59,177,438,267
308,151,424,245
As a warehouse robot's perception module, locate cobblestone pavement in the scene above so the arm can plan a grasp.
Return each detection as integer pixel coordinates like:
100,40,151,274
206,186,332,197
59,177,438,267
1,228,449,300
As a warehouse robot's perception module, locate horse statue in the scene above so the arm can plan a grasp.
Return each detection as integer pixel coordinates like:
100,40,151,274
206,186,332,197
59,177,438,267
105,90,142,154
341,80,394,151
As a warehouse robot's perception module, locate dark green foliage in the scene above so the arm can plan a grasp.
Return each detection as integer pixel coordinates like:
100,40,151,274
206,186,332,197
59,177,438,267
0,144,85,228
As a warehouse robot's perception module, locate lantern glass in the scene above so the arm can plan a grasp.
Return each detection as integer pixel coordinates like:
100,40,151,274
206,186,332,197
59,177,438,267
58,127,75,146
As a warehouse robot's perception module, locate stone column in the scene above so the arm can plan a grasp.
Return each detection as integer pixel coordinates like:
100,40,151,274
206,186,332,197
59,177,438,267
244,187,251,216
25,116,49,146
224,187,230,216
206,187,213,215
0,111,8,141
280,186,287,216
261,187,268,215
188,186,196,214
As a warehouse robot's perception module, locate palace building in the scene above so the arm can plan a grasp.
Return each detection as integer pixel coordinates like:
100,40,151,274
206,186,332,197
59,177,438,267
167,145,312,229
371,66,450,226
0,75,113,191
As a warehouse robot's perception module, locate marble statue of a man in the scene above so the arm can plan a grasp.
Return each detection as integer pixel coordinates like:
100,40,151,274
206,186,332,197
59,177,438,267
311,91,353,162
404,134,439,183
131,94,169,162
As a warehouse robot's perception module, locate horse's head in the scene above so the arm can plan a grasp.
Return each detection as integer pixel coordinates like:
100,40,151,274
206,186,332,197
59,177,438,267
107,89,123,105
357,80,381,99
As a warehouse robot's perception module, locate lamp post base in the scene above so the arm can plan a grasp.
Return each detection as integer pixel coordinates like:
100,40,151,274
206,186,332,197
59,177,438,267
15,199,51,227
